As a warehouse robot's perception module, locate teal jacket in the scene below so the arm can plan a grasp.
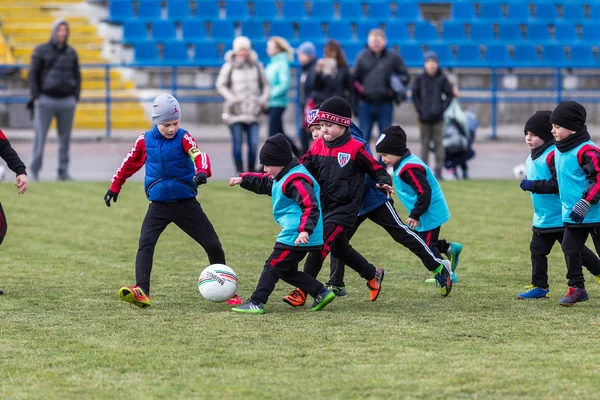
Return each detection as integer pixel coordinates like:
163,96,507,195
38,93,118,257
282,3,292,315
265,52,290,108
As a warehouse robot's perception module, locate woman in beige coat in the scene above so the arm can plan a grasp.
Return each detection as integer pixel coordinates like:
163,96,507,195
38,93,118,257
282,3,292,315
216,36,269,173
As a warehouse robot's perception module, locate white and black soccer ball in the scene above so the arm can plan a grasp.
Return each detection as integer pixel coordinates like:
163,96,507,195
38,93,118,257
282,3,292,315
198,264,238,302
512,164,526,179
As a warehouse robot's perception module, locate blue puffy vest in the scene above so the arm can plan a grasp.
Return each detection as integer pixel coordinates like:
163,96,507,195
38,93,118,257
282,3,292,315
555,140,600,224
393,154,450,232
272,164,324,247
525,146,563,229
144,127,197,202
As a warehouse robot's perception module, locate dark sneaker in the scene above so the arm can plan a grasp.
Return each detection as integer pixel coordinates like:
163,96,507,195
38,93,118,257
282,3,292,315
310,288,336,311
448,242,463,272
57,172,73,181
0,288,3,295
232,301,265,314
327,285,347,297
516,286,550,300
119,285,151,308
434,260,453,297
366,267,385,302
559,287,589,306
282,288,306,307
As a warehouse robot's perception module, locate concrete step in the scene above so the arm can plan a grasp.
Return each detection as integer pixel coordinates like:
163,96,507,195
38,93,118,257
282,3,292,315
9,36,104,47
12,47,104,62
2,25,98,36
0,16,89,25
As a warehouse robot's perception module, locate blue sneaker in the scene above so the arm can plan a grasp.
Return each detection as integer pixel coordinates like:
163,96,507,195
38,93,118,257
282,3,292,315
448,242,462,273
516,285,550,300
559,287,589,307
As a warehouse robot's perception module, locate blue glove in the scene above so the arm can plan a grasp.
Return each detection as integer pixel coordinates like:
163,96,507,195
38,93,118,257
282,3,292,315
569,199,590,223
520,180,533,192
193,172,208,186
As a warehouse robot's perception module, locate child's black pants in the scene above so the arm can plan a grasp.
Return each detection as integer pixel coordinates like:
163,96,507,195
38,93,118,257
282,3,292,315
0,202,6,245
561,226,600,288
417,226,450,260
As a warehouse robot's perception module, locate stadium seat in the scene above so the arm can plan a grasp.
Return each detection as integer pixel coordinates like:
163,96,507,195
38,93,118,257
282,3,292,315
340,2,364,21
152,21,176,41
368,1,390,21
442,21,467,42
269,21,295,39
455,43,483,66
498,23,522,42
569,44,596,66
211,21,235,40
182,20,208,40
526,22,551,43
427,44,454,66
328,22,353,40
282,1,307,19
241,20,265,40
395,2,421,21
554,22,578,42
357,22,381,39
413,21,438,42
485,44,509,66
533,3,558,22
541,44,566,65
299,21,324,41
581,23,600,44
138,0,162,20
479,2,504,21
470,22,495,42
451,3,476,21
589,4,600,21
196,0,220,20
513,44,540,66
194,41,220,64
506,3,531,23
224,1,248,21
311,2,334,19
561,4,586,21
384,21,410,41
163,41,189,62
254,1,278,19
167,0,191,22
123,20,147,43
397,43,423,66
134,41,159,62
108,0,134,23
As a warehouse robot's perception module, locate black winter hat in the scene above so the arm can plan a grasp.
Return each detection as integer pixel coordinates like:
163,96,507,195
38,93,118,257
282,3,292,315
259,133,293,166
317,96,352,127
376,126,407,156
524,110,553,142
550,101,587,132
306,102,323,127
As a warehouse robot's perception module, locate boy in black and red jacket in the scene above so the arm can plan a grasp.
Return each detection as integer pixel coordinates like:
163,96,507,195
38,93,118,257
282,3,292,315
283,96,394,306
0,128,29,295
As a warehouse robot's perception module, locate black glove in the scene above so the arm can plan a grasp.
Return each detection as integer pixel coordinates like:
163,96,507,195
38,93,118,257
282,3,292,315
193,172,208,186
569,199,590,223
520,180,533,192
104,189,118,207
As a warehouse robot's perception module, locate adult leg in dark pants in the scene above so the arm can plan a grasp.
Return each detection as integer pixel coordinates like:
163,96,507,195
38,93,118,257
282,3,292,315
251,247,323,304
268,107,300,157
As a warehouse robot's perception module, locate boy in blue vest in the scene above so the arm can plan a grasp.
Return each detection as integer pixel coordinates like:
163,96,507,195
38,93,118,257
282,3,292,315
551,101,600,306
517,110,600,299
228,134,335,314
375,125,456,296
105,94,232,308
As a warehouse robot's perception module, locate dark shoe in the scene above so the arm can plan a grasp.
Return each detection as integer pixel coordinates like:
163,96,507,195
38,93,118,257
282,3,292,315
57,172,73,181
30,172,39,182
310,287,336,311
327,284,347,297
559,287,589,306
0,288,4,295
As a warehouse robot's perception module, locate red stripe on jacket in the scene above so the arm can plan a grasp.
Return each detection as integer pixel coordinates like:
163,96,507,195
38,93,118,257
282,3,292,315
546,150,554,169
289,179,315,233
578,145,600,203
110,135,147,193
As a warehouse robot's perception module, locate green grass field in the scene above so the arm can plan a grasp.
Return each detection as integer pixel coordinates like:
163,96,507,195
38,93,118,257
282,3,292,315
2,180,600,399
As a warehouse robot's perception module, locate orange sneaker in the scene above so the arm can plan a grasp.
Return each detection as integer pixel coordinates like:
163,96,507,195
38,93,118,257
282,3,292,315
119,285,151,308
282,288,306,307
226,293,242,305
366,267,385,302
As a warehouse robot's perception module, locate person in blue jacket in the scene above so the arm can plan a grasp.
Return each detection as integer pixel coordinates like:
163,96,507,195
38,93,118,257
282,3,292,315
517,110,600,300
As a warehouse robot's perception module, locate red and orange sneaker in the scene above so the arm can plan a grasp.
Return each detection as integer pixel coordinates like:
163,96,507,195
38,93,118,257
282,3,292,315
119,285,151,308
366,267,385,302
226,293,242,305
282,288,306,307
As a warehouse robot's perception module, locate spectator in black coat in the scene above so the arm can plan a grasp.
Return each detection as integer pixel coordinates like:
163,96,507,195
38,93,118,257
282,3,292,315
297,41,317,154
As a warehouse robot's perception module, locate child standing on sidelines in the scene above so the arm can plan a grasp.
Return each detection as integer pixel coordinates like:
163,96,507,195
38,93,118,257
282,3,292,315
283,96,395,307
0,128,29,295
229,134,335,314
376,125,456,296
551,101,600,306
105,94,233,308
517,110,600,299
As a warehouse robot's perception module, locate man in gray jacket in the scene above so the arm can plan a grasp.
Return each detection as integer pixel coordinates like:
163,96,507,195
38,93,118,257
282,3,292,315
29,19,81,181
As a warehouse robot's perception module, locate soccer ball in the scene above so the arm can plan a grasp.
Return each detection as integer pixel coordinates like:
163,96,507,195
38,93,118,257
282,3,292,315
198,264,238,302
512,164,526,179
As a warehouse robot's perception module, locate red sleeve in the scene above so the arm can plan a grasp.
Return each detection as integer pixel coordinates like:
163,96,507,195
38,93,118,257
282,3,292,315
110,135,146,193
0,129,7,140
182,132,212,177
282,175,320,235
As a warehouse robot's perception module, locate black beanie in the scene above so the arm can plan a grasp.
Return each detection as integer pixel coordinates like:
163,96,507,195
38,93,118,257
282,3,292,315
317,96,352,127
550,101,587,132
259,133,293,166
524,110,553,142
306,102,323,127
376,126,407,156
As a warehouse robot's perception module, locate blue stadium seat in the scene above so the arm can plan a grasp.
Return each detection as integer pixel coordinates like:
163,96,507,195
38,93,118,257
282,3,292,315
282,1,306,19
451,3,476,21
569,44,596,66
167,0,191,22
344,42,365,65
299,21,323,40
138,0,162,20
134,41,159,63
397,43,423,66
123,20,147,43
533,4,558,22
241,20,265,40
224,1,248,21
479,2,504,21
485,44,509,66
589,4,600,21
554,22,578,42
426,44,454,66
269,21,295,39
196,0,220,20
194,41,220,64
108,0,134,23
470,22,495,42
513,44,540,66
561,4,586,21
541,44,566,65
152,21,176,41
498,23,522,42
456,44,482,66
340,2,364,21
442,21,466,42
182,20,207,40
211,21,235,40
311,2,334,19
357,22,381,39
384,21,410,41
254,1,278,19
163,41,189,62
506,3,531,23
395,2,421,21
581,23,600,44
413,21,438,42
249,39,269,63
368,1,390,21
328,22,353,40
526,22,551,43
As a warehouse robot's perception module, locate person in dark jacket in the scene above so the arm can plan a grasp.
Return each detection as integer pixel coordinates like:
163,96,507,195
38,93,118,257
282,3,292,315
0,128,29,296
28,19,81,181
314,40,351,102
412,51,454,179
282,96,394,307
296,41,318,154
352,29,409,147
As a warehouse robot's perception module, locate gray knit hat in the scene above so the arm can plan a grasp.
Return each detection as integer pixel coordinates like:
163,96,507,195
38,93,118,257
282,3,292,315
152,94,181,125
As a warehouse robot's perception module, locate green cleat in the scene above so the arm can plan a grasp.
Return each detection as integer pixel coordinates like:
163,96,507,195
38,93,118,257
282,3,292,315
232,301,265,314
327,285,347,297
310,288,336,311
